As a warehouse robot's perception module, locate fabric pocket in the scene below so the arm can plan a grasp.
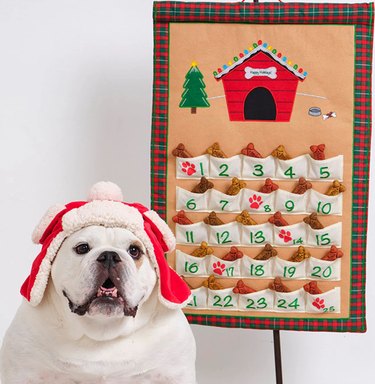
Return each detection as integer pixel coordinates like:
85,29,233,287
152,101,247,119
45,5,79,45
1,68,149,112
208,222,241,246
208,188,241,212
207,287,238,310
273,222,308,247
238,289,275,311
176,154,210,179
307,222,342,247
306,257,342,281
305,287,341,314
175,222,209,245
275,155,309,180
185,287,208,310
241,256,274,278
274,288,306,313
175,250,208,277
274,189,309,214
242,155,276,180
210,155,242,179
240,222,274,246
207,255,242,278
273,257,307,279
307,189,343,216
241,189,276,214
308,155,344,181
176,187,209,212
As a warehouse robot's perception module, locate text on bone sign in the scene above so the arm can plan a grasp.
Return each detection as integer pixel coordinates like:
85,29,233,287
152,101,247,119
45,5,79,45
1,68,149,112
244,66,277,79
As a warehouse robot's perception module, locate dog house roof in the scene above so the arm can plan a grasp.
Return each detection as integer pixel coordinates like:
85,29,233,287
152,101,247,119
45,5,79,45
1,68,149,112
213,40,308,81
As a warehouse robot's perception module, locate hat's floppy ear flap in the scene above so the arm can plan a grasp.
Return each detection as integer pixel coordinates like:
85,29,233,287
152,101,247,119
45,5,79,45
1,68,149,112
32,204,66,244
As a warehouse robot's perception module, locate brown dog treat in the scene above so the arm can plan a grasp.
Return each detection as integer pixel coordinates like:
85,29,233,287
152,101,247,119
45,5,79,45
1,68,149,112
289,246,311,262
268,211,289,227
322,245,344,261
226,177,247,196
269,277,290,292
271,145,290,160
303,281,323,295
310,144,326,160
241,143,263,158
190,241,214,258
202,275,224,290
191,177,214,194
206,142,227,158
303,212,324,229
203,211,224,226
292,177,313,194
172,143,193,158
172,210,193,225
236,210,258,226
222,246,244,261
325,180,346,196
254,244,278,260
233,280,256,294
259,178,279,193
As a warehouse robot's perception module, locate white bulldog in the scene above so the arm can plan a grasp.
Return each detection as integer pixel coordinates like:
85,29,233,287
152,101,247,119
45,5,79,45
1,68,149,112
0,182,196,384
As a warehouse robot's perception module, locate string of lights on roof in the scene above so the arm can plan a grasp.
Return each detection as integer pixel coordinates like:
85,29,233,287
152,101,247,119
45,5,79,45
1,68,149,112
213,40,308,80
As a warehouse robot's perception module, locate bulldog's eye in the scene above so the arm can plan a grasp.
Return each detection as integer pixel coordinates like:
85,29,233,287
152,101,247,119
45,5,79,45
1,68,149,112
128,245,142,260
74,243,91,255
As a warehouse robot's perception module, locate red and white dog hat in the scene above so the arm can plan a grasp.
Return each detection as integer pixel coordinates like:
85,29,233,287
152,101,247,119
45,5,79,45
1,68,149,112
21,182,191,309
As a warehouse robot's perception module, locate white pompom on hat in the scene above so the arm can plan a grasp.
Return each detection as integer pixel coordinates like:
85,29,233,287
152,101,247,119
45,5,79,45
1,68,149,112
21,182,190,309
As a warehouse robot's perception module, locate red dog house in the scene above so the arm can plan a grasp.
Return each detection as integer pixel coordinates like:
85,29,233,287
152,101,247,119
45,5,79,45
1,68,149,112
213,41,307,122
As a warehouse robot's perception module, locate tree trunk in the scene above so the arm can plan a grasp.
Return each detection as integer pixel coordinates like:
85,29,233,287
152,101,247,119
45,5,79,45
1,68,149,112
191,107,197,114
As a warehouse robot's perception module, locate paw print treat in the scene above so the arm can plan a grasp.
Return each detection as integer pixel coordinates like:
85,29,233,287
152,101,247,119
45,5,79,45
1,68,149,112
233,280,256,294
206,142,227,158
190,241,214,257
325,180,346,196
204,212,224,226
289,246,311,262
322,245,343,261
191,177,214,194
292,177,312,194
259,178,279,193
241,142,263,158
222,246,244,261
269,277,290,293
303,212,324,229
310,144,326,160
226,177,247,196
254,244,278,260
271,145,290,160
172,210,193,225
202,275,223,290
268,211,289,227
236,210,258,226
303,281,323,295
172,143,193,158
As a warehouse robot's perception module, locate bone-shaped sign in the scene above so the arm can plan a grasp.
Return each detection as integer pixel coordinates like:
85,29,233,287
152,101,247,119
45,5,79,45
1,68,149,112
244,66,277,80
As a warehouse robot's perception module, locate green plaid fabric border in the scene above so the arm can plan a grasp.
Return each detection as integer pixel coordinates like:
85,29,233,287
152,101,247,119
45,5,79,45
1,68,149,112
151,1,374,332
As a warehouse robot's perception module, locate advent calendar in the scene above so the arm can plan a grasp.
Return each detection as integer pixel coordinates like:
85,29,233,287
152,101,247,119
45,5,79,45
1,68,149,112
151,1,374,332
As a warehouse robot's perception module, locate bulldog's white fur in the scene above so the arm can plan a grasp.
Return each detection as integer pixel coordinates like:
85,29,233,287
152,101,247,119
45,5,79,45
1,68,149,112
0,226,196,383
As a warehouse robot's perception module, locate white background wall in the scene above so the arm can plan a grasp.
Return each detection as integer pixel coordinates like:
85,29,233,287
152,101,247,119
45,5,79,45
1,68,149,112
0,0,373,383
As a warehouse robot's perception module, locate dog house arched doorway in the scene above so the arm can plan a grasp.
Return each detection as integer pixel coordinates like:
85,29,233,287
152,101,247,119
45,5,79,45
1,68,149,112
244,87,277,121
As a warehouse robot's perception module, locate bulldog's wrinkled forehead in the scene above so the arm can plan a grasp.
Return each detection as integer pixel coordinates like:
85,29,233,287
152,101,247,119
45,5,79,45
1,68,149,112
62,201,144,237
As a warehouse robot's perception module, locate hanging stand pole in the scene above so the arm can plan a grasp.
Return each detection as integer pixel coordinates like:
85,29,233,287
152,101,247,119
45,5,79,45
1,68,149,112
273,330,283,384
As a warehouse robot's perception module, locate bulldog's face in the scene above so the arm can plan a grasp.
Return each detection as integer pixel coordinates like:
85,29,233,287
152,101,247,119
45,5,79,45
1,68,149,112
51,225,157,318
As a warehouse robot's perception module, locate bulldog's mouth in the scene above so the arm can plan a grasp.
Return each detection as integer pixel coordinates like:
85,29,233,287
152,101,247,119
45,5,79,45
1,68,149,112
63,278,138,318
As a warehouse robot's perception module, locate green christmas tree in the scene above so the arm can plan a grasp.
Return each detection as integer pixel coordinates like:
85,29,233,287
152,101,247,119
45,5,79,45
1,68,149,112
179,62,210,114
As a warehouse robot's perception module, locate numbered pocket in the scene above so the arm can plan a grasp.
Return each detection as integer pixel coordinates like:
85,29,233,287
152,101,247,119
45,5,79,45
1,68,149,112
275,155,309,180
273,257,307,279
185,287,208,310
241,189,276,214
207,288,238,310
308,155,344,181
176,187,209,212
307,257,341,281
175,250,208,277
305,287,341,314
176,155,210,179
273,222,308,247
238,289,275,311
175,222,209,245
274,189,309,214
210,155,242,179
209,222,241,246
241,256,274,278
274,288,306,313
307,190,343,216
240,223,273,246
207,255,241,278
242,155,276,180
208,189,241,212
307,222,342,247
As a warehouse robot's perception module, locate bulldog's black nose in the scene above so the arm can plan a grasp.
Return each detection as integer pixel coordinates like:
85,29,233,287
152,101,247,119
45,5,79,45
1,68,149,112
96,251,122,268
